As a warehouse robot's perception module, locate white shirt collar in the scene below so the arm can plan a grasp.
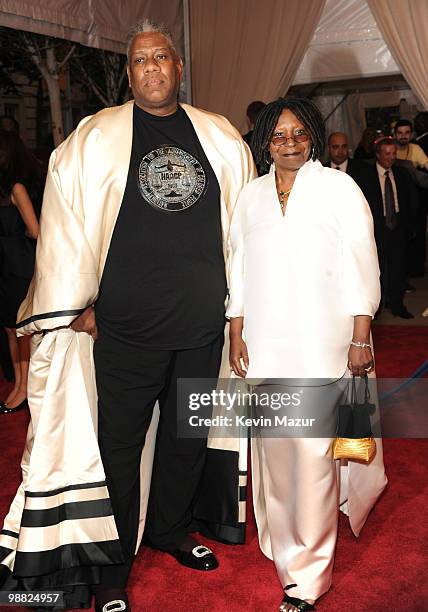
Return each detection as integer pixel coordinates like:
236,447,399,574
330,159,348,172
376,161,391,178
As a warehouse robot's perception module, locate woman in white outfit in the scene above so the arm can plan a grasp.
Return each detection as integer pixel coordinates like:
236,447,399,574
227,98,387,611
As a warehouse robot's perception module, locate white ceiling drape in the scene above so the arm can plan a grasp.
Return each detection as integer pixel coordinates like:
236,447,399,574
367,0,428,109
0,0,184,55
295,0,400,84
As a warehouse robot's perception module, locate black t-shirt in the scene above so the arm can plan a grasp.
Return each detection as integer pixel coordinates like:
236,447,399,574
95,104,227,349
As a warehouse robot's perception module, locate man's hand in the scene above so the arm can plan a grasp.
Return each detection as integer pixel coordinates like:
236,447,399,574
70,306,98,340
230,336,249,378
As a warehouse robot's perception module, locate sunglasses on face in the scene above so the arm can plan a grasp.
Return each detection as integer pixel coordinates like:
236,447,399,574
271,132,310,146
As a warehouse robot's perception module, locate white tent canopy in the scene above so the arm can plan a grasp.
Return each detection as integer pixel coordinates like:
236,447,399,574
0,0,184,55
295,0,423,150
294,0,400,84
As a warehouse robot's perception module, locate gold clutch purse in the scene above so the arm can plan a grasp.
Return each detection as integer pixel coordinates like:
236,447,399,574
332,376,377,464
332,436,376,463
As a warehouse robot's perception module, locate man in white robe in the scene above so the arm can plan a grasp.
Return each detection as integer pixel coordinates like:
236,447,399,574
0,19,255,611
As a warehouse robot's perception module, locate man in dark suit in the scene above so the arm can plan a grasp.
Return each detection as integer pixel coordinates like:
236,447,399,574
242,100,266,175
413,112,428,276
324,132,367,185
242,100,266,147
414,112,428,155
357,137,418,319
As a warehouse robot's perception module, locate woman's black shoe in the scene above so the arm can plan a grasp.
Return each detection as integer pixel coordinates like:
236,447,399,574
0,398,28,414
280,593,316,611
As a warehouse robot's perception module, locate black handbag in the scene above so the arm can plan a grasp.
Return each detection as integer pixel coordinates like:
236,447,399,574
332,375,377,463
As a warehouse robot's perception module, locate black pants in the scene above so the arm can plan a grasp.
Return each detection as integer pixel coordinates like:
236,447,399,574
407,189,427,277
379,222,407,313
0,327,13,381
93,331,223,588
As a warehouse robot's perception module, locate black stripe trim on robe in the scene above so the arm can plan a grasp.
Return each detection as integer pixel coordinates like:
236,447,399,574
13,540,123,578
16,308,86,329
194,448,246,544
0,561,96,610
25,481,107,498
1,541,123,609
21,498,113,528
1,529,18,538
239,485,247,502
0,545,13,562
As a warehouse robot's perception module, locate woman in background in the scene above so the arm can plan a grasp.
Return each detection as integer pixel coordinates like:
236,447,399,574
353,127,377,160
227,98,387,610
0,130,40,414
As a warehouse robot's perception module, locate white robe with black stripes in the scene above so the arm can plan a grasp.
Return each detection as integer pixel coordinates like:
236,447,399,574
0,100,255,607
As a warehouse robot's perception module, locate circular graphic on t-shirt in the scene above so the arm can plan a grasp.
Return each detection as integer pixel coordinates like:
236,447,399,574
138,145,206,212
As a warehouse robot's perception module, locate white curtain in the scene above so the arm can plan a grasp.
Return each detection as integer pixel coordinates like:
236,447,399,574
190,0,326,132
367,0,428,109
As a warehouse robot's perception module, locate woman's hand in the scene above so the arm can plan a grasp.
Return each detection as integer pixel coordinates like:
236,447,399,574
230,336,249,378
70,306,98,340
349,316,374,377
348,345,374,377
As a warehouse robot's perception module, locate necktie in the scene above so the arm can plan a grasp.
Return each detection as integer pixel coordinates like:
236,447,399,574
384,170,397,230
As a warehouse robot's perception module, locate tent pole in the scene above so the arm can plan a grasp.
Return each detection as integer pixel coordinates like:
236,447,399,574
324,93,349,122
183,0,192,104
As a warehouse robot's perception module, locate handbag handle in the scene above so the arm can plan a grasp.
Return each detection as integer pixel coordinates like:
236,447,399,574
364,374,370,403
350,374,370,407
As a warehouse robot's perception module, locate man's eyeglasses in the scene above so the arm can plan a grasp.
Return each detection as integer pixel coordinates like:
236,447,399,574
271,132,309,146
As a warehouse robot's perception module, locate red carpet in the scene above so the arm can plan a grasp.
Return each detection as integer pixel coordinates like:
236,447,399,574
1,325,427,611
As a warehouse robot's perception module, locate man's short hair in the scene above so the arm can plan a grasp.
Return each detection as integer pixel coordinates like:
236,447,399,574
394,118,413,133
327,131,347,145
126,19,178,60
246,101,266,125
374,136,397,154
